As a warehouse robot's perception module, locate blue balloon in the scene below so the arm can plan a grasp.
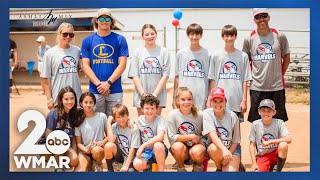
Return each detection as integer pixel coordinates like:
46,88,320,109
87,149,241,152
173,9,183,20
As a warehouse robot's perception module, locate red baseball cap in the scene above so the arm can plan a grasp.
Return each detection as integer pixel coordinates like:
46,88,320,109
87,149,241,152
210,87,226,100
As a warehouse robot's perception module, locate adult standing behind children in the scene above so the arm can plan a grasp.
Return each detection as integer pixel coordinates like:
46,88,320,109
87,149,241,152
9,39,18,94
36,36,51,95
242,8,290,122
207,25,252,121
128,24,170,116
173,23,212,111
81,8,129,117
41,22,82,110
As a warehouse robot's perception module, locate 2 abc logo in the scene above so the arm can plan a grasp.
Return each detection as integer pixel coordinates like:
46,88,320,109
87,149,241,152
14,110,70,169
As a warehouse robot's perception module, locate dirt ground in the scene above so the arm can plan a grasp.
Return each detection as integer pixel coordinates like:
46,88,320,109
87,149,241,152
9,87,310,172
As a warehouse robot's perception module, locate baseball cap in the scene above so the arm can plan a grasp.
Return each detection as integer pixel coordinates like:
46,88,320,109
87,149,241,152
36,36,46,42
253,8,268,16
97,8,113,18
258,99,275,110
210,87,226,100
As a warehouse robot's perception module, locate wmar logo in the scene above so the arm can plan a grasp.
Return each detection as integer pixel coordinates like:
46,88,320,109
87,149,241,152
13,110,71,169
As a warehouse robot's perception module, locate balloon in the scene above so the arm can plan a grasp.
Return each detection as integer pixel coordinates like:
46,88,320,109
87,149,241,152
173,9,183,20
172,19,179,27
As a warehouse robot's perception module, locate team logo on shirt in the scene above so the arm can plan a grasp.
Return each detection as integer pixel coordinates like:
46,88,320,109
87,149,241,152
141,127,154,143
92,44,115,64
58,56,77,74
117,134,130,154
254,43,276,63
219,61,240,80
260,133,278,149
216,127,231,147
183,59,205,78
178,122,195,134
140,56,162,74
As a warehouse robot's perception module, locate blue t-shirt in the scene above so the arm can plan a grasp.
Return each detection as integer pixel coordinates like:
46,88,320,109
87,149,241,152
81,32,129,94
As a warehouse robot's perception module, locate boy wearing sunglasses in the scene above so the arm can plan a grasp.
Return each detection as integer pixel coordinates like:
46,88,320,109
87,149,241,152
81,8,129,117
242,8,291,123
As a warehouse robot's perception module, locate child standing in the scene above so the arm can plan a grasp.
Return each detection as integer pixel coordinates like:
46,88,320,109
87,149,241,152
104,104,141,172
207,25,251,121
173,23,212,110
167,87,207,172
248,99,291,172
128,24,170,116
44,86,79,171
203,87,240,172
133,94,167,172
73,92,108,172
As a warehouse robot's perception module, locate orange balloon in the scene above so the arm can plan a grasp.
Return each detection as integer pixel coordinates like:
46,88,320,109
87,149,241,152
172,19,179,27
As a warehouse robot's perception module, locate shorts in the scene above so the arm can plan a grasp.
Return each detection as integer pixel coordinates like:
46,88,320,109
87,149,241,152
248,89,288,122
141,145,169,164
256,150,278,172
38,61,43,73
232,144,241,158
94,93,123,117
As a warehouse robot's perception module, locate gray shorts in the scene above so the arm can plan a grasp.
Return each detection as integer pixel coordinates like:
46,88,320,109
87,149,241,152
94,93,123,117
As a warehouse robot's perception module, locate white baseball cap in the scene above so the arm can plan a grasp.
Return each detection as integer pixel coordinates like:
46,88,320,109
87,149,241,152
36,36,46,42
253,8,268,16
98,8,113,18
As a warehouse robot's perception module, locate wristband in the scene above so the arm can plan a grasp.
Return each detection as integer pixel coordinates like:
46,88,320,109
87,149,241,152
107,80,113,85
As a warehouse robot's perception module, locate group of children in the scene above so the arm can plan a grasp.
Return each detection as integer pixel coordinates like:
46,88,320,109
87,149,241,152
40,20,291,172
42,85,291,173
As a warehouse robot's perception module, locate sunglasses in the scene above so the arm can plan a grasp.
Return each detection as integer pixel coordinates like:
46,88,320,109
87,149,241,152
254,13,269,20
61,32,75,38
98,17,111,22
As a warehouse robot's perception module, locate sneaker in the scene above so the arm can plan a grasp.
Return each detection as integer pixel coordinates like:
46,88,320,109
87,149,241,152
93,161,103,172
112,162,123,172
177,167,187,172
192,164,204,172
38,91,45,95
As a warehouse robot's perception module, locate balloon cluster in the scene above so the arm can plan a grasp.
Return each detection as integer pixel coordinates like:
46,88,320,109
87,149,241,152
172,9,183,28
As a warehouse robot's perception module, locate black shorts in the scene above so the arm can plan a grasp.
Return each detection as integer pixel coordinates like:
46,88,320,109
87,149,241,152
248,89,288,123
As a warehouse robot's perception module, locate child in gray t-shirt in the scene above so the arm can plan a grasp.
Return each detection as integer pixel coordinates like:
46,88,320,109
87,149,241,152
74,92,108,172
105,104,140,172
207,25,251,122
128,24,170,116
167,87,207,172
133,94,167,172
203,87,240,172
173,23,212,110
248,99,291,172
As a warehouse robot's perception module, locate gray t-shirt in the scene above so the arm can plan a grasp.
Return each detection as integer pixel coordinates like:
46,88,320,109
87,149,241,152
208,49,252,112
202,109,241,149
112,123,141,157
248,118,289,156
74,112,108,148
136,115,166,144
175,47,212,110
41,45,82,103
128,45,170,107
166,109,206,146
242,29,290,91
